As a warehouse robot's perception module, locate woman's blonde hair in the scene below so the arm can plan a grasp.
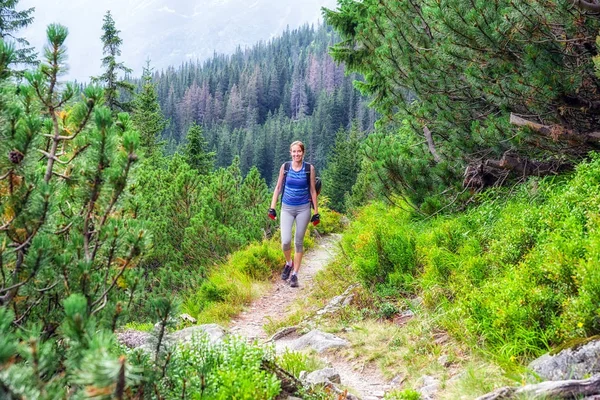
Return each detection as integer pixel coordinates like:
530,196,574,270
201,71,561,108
290,140,305,152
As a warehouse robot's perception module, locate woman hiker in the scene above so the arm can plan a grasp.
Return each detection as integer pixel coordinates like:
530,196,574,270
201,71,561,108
268,141,320,288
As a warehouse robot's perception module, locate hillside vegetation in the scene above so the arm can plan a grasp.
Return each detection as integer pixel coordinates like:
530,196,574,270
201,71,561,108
145,23,377,184
343,155,600,360
2,0,600,398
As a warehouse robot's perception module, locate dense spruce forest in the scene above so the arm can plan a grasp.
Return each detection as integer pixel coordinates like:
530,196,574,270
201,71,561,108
2,0,600,398
146,23,376,185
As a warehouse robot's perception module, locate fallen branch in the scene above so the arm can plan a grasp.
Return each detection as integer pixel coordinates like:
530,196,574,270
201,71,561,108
261,359,303,395
571,0,600,13
476,374,600,400
510,113,600,144
423,126,441,163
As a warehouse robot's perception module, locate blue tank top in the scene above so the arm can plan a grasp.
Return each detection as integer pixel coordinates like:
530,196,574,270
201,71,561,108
282,162,311,206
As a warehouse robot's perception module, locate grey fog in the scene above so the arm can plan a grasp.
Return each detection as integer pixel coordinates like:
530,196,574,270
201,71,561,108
18,0,338,82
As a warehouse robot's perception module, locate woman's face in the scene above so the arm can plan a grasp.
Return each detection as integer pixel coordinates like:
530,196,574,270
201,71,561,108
290,145,304,162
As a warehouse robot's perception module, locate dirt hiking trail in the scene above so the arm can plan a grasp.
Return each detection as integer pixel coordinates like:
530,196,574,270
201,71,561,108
229,234,391,400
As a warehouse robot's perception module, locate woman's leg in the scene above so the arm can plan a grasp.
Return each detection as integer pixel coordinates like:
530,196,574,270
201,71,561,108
280,205,294,265
292,204,311,273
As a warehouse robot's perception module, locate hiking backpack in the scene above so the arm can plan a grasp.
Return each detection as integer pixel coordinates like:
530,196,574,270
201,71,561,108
281,161,321,203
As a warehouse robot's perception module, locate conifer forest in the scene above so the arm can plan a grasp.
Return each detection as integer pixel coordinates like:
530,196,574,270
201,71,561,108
2,0,600,398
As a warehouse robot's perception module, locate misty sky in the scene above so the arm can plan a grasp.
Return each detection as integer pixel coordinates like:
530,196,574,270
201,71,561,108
17,0,338,82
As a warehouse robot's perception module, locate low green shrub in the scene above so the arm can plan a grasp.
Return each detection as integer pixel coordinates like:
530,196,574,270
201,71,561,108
314,196,345,234
342,154,600,360
277,349,325,378
377,301,399,320
231,240,282,280
385,388,421,400
342,203,417,292
138,333,281,399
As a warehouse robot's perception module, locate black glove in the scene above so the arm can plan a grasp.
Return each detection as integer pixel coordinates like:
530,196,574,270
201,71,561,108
268,208,277,220
310,213,320,226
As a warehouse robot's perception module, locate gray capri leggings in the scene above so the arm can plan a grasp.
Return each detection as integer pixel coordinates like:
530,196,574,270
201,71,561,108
280,203,311,253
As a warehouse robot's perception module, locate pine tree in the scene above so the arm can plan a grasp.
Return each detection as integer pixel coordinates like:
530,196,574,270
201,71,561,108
0,24,144,396
290,71,308,120
131,62,167,154
240,166,270,240
216,126,233,168
324,0,600,201
182,158,245,269
184,122,214,175
0,0,36,69
224,84,244,128
239,130,255,175
178,81,201,134
93,10,134,113
253,122,272,183
323,125,362,213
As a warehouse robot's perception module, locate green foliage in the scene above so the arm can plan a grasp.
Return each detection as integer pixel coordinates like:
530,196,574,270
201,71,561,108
385,388,421,400
361,123,460,212
325,0,600,202
184,122,215,174
342,154,600,360
342,203,417,292
180,158,272,274
143,334,280,399
0,24,157,399
0,39,15,79
132,151,273,299
92,10,134,113
0,0,36,70
131,62,167,154
229,240,282,280
1,295,142,399
322,125,362,213
0,22,144,333
377,302,399,320
345,157,380,213
312,196,345,234
277,349,325,379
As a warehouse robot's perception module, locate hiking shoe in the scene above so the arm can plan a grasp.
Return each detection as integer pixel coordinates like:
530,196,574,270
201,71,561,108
281,263,292,281
290,274,299,288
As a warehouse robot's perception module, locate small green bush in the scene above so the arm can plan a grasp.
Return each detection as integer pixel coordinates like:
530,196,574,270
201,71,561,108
277,349,325,378
230,241,281,280
314,196,345,234
377,302,399,319
342,203,416,292
146,334,281,399
385,388,421,400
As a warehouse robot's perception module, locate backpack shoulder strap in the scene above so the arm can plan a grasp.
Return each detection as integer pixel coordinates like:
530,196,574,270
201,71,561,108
304,162,312,183
280,162,291,204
